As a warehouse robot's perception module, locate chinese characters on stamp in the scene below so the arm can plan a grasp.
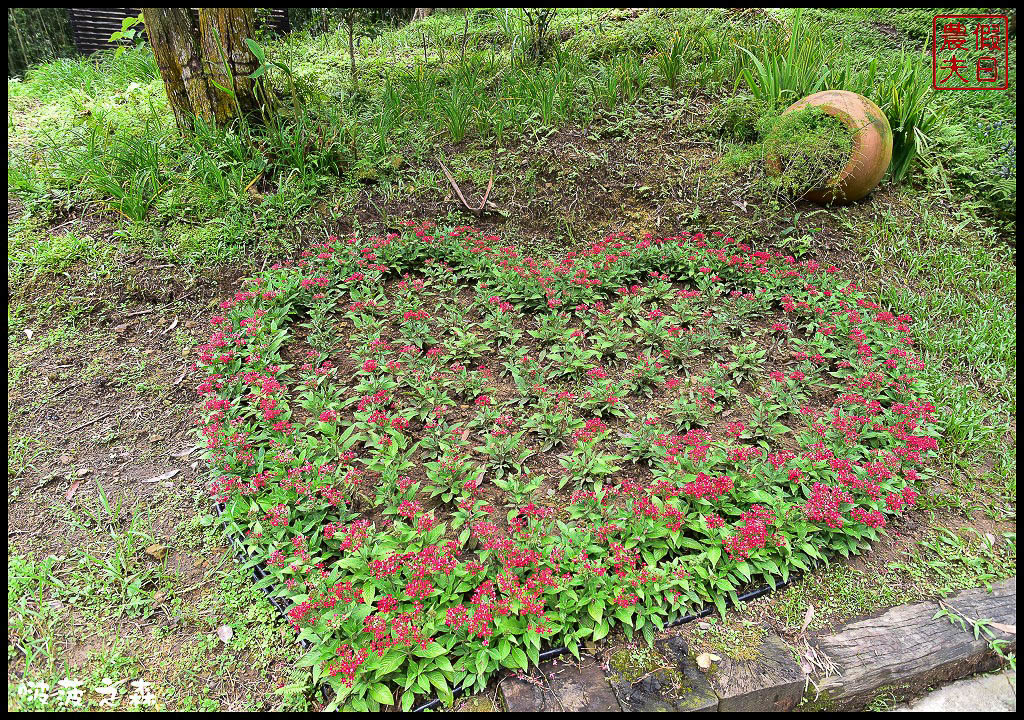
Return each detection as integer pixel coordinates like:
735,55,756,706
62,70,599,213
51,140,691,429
933,14,1010,90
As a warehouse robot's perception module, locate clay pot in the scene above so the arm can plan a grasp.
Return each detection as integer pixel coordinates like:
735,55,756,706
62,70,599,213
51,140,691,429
774,90,893,204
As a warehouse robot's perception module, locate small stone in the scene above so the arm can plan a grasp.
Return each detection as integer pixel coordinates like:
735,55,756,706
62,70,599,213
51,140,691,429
695,652,720,670
216,625,233,643
145,544,167,560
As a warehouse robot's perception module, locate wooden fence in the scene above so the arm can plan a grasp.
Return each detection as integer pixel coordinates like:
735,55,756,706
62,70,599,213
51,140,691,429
67,8,290,55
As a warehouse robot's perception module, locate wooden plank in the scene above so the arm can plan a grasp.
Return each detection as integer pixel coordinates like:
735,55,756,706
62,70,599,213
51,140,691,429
606,636,719,712
501,655,621,712
810,577,1016,708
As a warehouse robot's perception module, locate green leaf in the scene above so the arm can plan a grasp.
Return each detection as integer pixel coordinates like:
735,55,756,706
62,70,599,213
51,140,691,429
415,643,448,658
369,683,394,706
375,651,406,676
505,647,528,670
708,546,722,567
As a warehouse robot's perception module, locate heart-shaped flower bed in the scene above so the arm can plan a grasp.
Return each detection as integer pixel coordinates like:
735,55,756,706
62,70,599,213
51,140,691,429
197,222,939,710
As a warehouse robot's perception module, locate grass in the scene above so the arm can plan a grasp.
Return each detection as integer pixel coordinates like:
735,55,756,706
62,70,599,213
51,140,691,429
7,6,1016,710
836,199,1016,492
8,495,310,710
9,230,116,286
9,9,1015,246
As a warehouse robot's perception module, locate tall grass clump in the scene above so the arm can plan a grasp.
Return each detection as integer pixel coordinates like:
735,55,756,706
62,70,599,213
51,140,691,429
871,52,943,183
46,119,167,221
736,9,834,105
438,84,473,141
16,45,159,102
186,118,267,206
656,33,691,91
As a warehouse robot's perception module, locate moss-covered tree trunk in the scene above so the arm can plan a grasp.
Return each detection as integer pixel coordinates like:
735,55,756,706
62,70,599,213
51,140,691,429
144,8,205,130
143,7,262,131
198,8,263,120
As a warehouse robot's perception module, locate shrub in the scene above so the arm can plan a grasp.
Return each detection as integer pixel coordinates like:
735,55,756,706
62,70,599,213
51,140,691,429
711,94,772,142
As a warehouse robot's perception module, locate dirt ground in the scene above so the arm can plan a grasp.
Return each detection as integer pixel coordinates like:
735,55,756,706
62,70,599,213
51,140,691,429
8,204,312,709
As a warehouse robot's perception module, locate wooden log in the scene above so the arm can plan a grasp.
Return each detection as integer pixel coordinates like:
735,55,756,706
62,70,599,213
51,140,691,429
607,636,719,712
501,655,621,712
705,633,806,711
810,577,1016,708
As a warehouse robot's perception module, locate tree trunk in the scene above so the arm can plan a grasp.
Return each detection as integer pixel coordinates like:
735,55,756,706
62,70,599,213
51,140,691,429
350,24,358,83
144,8,213,129
199,8,263,119
143,7,262,130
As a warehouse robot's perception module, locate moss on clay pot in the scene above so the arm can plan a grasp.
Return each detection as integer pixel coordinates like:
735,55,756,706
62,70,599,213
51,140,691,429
762,106,855,199
767,90,893,204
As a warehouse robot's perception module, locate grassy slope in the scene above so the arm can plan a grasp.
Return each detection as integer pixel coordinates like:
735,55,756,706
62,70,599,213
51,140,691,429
7,8,1016,710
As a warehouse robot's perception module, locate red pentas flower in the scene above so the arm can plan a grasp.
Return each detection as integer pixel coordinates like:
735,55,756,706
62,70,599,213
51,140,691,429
397,500,422,519
804,483,854,529
573,417,609,443
723,505,783,560
326,645,369,687
196,224,942,710
850,507,886,528
684,472,734,501
704,513,725,529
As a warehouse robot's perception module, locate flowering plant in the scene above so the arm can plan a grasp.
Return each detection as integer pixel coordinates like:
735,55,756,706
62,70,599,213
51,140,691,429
198,223,939,710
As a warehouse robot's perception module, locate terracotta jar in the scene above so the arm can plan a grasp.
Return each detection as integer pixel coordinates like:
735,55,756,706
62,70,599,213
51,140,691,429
776,90,893,204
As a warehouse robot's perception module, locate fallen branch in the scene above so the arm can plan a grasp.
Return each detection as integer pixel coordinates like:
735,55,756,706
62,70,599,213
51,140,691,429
69,411,113,433
48,381,82,402
439,159,496,217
